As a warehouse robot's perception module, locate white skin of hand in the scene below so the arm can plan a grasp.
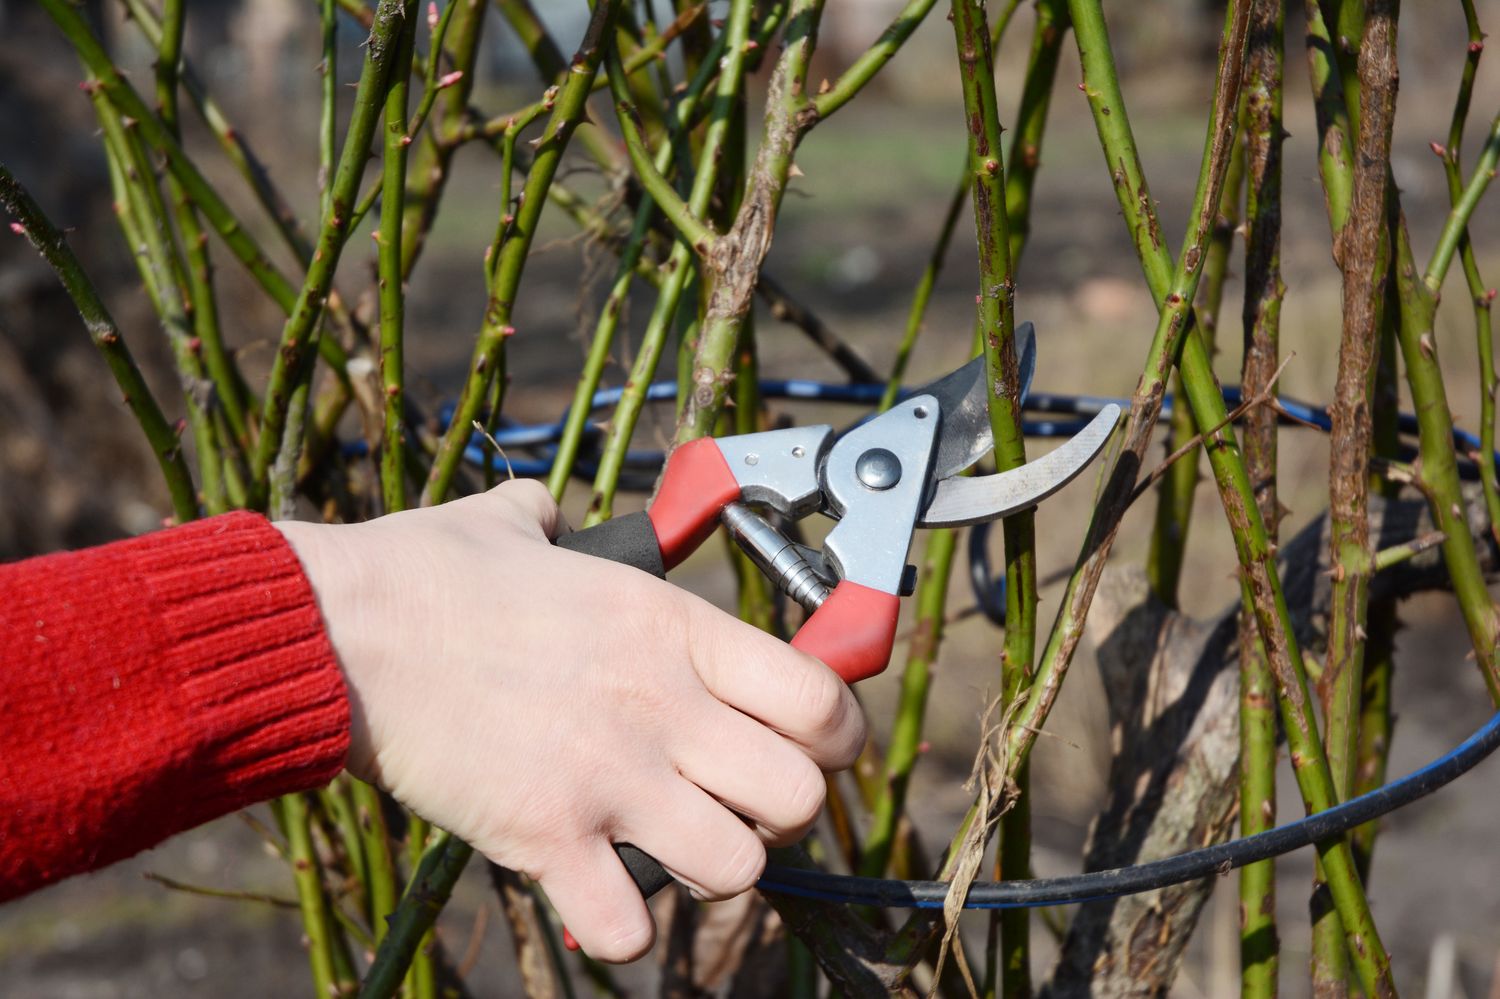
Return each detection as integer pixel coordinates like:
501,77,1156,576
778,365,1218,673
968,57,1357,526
274,480,866,962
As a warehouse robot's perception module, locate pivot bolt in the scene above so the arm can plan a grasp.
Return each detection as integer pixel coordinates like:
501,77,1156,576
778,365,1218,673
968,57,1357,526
856,448,902,490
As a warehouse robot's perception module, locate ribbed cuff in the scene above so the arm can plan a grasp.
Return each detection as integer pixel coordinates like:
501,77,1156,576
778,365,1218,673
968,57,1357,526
131,512,352,818
0,512,351,899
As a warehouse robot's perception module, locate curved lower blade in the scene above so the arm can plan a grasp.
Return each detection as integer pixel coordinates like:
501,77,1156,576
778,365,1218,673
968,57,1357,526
917,403,1122,528
922,321,1037,481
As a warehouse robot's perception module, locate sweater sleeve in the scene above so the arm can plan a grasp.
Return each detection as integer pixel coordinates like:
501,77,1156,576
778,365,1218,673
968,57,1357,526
0,512,350,900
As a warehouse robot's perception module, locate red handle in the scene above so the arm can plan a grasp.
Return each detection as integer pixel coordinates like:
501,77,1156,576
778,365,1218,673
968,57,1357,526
646,438,742,570
791,581,901,684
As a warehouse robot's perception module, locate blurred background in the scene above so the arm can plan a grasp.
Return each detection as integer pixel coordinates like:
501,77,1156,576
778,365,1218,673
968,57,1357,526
2,0,1499,995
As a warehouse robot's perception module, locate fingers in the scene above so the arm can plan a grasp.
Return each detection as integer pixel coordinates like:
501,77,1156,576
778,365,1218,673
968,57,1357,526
532,839,655,963
682,602,866,771
486,479,564,540
620,779,767,901
674,698,827,846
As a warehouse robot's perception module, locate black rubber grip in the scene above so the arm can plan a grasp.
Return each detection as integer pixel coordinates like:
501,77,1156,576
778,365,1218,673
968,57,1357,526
554,511,666,579
554,511,674,901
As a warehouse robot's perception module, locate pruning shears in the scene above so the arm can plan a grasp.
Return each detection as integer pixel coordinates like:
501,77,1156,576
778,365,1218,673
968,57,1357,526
555,323,1121,905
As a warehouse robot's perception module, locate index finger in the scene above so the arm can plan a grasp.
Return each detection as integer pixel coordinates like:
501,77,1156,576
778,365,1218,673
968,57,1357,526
681,597,866,771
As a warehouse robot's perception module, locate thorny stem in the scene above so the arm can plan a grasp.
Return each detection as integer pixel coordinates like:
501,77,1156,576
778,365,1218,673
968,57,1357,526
1423,116,1500,297
320,0,337,219
1444,0,1500,544
880,0,1047,412
671,0,828,446
909,6,1399,996
419,0,622,507
0,164,197,521
114,0,315,263
379,6,418,517
276,794,354,997
945,0,1034,994
1303,1,1355,234
42,0,301,315
1238,1,1285,994
358,831,472,998
1390,205,1500,703
810,0,939,121
548,27,728,502
398,0,485,276
460,4,708,145
585,2,753,523
1147,137,1244,608
1316,4,1399,990
94,91,227,516
153,0,248,459
253,0,411,512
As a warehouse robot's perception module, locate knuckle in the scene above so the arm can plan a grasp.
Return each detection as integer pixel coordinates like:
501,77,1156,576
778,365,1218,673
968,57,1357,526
781,759,827,831
792,665,848,739
827,708,867,770
706,831,766,898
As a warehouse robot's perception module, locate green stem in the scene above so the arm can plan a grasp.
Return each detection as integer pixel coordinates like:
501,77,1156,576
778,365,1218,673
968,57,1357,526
1425,111,1500,295
153,0,248,459
115,0,315,263
951,5,1397,995
587,1,758,516
43,0,301,312
276,794,353,997
1391,213,1500,703
1316,5,1400,990
858,529,957,878
460,3,709,145
95,90,227,516
0,164,197,521
1147,137,1244,607
398,0,485,277
672,0,826,446
320,0,337,219
1444,0,1500,544
945,2,1034,994
252,0,411,508
1303,0,1355,233
379,7,418,517
358,832,471,998
1237,2,1284,995
810,0,940,121
419,0,622,507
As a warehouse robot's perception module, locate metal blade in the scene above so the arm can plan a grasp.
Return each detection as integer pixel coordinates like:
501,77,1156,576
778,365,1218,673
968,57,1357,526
920,321,1038,481
917,403,1121,528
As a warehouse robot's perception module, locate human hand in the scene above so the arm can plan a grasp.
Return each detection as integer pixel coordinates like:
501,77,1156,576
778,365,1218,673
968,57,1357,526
273,481,866,961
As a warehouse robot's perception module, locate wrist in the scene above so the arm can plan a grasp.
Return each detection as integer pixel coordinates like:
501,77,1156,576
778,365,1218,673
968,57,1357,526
272,519,383,781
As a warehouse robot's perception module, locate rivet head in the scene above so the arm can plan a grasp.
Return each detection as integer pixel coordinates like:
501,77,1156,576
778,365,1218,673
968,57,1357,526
856,448,902,490
745,453,759,466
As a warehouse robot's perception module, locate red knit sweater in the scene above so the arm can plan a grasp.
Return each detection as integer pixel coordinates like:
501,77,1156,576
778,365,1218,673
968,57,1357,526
0,512,350,900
